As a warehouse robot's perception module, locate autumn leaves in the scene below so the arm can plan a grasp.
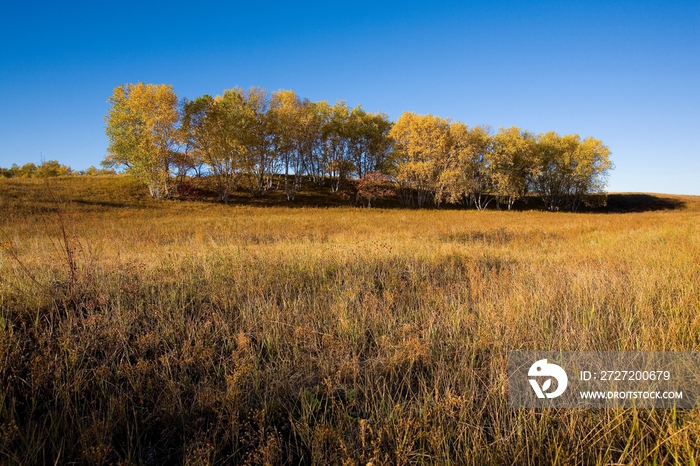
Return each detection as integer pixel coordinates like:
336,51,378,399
104,83,180,199
390,114,613,211
104,83,612,210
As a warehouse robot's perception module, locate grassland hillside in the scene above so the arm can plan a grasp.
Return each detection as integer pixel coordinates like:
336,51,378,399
1,176,699,465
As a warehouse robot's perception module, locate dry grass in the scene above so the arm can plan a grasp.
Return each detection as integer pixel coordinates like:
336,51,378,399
1,176,700,465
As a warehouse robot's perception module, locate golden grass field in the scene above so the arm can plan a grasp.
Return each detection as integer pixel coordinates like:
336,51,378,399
1,176,700,465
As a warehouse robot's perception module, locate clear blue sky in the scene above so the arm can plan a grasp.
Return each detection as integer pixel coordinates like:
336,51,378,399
1,0,698,194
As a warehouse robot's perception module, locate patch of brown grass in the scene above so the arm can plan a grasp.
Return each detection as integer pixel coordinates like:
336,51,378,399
1,176,699,464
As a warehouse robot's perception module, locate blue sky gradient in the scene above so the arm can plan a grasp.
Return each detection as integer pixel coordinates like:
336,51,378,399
1,1,698,194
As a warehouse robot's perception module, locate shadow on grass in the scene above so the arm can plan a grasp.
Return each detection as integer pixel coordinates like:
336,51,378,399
180,188,688,214
72,199,158,209
3,176,687,214
105,175,689,213
592,194,686,213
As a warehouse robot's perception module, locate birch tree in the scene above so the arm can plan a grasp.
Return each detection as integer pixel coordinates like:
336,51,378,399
531,132,612,211
181,92,247,202
103,83,180,198
236,87,278,197
489,126,535,210
389,112,462,207
270,90,311,200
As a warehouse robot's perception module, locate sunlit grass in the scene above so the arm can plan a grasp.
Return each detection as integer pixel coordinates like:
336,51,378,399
1,176,700,464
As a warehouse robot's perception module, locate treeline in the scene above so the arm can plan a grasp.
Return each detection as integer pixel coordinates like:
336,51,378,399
0,160,115,178
104,83,613,211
